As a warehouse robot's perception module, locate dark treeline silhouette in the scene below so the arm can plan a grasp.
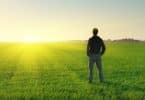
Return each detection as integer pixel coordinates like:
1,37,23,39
106,38,145,43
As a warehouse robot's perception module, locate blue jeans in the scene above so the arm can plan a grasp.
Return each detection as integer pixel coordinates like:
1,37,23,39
89,54,104,82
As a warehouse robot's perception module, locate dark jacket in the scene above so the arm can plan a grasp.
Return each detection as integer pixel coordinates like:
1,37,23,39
87,36,106,56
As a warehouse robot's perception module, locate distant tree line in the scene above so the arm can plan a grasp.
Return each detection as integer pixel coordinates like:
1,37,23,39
105,38,145,42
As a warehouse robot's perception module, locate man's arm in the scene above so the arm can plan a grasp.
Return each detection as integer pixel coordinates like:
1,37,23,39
87,39,90,56
101,40,106,55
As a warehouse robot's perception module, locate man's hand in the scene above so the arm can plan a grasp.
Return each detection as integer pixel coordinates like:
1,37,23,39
100,40,106,56
87,39,90,57
87,52,90,57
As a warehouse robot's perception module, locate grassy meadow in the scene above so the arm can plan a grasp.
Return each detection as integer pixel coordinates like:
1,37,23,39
0,41,145,100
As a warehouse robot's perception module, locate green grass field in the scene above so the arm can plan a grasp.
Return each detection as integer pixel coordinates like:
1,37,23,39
0,41,145,100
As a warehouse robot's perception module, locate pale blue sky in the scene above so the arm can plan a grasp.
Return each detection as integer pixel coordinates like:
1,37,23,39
0,0,145,41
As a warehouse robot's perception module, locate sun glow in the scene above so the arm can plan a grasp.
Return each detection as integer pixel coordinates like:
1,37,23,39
22,36,41,43
21,35,67,43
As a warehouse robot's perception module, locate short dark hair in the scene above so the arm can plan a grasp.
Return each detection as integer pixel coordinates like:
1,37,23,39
93,28,98,35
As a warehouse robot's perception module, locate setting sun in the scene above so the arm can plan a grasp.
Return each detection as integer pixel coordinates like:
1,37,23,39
22,36,40,42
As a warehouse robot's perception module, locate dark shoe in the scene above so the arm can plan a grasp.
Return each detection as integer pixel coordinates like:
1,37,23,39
100,80,104,83
88,80,92,83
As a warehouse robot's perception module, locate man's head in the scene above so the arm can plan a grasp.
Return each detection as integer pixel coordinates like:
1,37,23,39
93,28,98,36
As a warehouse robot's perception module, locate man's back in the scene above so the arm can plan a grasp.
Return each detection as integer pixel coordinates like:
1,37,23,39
88,36,105,55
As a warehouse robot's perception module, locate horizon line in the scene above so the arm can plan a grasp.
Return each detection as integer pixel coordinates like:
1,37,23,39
0,38,144,43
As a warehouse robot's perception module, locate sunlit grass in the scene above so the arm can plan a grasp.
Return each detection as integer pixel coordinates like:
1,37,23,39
0,42,145,99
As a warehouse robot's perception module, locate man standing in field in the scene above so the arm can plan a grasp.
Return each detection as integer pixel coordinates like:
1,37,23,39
87,28,106,83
